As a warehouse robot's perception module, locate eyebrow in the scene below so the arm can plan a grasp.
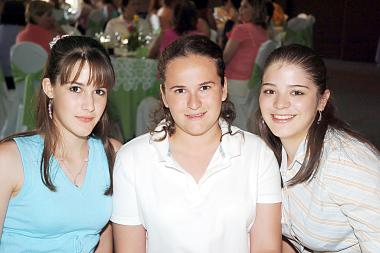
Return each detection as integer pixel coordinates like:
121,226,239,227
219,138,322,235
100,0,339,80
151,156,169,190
261,83,310,89
70,81,86,86
168,81,216,90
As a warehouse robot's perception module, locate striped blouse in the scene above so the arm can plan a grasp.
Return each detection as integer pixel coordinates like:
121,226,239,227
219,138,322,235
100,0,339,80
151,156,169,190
281,129,380,252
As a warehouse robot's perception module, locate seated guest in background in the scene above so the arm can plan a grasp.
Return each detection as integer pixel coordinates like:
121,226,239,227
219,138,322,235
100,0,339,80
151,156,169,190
193,0,217,38
148,0,202,58
86,0,119,37
112,35,282,253
0,0,25,90
77,0,94,34
255,44,380,252
223,0,268,130
147,0,162,33
0,35,121,252
214,0,239,28
215,0,238,46
16,0,63,52
104,0,149,45
156,0,176,32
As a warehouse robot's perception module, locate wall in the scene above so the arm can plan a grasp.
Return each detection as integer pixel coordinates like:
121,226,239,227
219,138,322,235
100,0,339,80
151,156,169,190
282,0,380,62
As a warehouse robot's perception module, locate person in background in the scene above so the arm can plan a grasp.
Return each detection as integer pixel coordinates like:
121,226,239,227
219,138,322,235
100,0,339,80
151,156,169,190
192,0,216,38
0,0,25,90
16,0,63,52
223,0,268,130
219,0,241,49
0,35,122,252
104,0,149,45
112,35,281,253
148,0,203,58
77,0,94,34
156,0,176,32
255,44,380,252
147,0,161,33
86,0,118,37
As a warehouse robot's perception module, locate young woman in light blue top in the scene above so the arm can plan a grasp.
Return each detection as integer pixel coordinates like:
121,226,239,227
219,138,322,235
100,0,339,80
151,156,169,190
0,36,121,252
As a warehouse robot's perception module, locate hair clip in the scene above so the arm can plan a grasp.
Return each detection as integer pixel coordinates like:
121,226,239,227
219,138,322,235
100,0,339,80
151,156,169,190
49,34,69,49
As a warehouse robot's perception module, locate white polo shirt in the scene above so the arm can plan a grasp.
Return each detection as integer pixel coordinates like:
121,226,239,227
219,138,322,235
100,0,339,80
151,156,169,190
111,122,281,253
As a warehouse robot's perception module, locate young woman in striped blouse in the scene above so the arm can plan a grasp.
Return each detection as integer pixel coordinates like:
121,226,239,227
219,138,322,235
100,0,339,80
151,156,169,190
255,44,380,252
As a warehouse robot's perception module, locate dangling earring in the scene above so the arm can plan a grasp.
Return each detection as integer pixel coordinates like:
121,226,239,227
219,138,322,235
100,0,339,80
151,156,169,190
48,98,53,119
317,110,322,124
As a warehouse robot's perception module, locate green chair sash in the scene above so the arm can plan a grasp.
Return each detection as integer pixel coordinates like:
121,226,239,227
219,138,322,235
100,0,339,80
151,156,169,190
22,71,42,130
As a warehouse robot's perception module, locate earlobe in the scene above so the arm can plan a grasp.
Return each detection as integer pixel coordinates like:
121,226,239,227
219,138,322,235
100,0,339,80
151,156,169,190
318,89,330,111
42,78,54,98
160,84,169,108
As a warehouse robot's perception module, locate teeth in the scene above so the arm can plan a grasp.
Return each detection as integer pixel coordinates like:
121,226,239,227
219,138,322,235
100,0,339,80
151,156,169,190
272,114,295,120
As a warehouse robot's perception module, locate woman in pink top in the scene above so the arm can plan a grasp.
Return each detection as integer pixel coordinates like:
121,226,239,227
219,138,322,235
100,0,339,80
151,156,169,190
148,0,203,58
16,1,62,52
223,0,268,130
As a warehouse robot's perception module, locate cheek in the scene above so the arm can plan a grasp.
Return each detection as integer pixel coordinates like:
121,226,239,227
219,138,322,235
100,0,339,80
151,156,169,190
258,95,270,111
96,98,108,111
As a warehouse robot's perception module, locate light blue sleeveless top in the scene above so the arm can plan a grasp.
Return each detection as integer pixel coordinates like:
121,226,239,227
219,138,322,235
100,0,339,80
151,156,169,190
0,135,112,253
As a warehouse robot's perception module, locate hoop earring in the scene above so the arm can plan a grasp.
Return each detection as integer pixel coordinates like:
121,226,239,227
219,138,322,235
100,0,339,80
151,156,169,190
317,110,322,124
48,99,53,119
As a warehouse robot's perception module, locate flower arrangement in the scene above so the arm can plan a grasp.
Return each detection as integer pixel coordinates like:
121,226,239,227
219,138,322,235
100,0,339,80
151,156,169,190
125,15,143,52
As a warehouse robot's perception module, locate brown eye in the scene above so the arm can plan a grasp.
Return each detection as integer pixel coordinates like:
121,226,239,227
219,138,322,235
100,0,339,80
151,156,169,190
69,86,81,93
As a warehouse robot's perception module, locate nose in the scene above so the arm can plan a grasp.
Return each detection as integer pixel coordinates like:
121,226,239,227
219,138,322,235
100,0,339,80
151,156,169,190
81,93,95,112
274,93,290,109
187,92,201,110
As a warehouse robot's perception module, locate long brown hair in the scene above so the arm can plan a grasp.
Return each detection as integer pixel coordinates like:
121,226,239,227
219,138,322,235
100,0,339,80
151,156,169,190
255,44,379,186
153,35,236,140
1,36,116,194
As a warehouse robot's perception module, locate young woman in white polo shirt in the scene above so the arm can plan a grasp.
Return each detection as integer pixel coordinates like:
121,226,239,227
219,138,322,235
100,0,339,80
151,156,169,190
111,35,282,253
255,44,380,252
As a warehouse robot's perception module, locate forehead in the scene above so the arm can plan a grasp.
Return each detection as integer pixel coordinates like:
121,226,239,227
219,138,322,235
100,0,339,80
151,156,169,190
263,62,315,87
164,55,219,84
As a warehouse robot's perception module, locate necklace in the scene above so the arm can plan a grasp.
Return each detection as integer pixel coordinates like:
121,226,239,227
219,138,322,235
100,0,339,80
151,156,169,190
58,157,89,187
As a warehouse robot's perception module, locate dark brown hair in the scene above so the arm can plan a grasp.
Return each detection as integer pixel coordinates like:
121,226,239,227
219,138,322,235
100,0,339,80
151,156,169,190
247,0,268,29
153,35,236,140
25,0,53,24
1,36,116,194
172,0,198,35
255,44,379,186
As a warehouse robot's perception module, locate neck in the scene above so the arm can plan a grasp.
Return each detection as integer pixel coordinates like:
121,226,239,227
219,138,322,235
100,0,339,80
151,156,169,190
282,137,305,167
170,125,222,152
56,132,89,160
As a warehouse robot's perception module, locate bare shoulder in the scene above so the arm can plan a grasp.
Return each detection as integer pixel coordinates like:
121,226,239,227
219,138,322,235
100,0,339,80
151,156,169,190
0,140,23,194
109,138,123,152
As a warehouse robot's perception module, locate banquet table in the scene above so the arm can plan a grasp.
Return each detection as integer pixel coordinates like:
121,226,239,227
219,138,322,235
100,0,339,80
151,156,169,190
108,56,160,141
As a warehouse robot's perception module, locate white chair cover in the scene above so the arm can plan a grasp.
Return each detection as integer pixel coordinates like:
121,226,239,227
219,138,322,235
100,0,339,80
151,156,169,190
287,13,315,31
135,96,160,136
6,42,47,135
11,42,47,74
284,13,315,48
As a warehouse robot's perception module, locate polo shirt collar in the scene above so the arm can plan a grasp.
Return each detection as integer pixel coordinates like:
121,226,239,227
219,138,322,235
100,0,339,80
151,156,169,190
150,120,243,164
280,137,308,182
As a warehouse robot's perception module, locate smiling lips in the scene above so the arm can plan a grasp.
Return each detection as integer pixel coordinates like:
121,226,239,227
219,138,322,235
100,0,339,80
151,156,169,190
271,114,295,122
185,112,206,119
